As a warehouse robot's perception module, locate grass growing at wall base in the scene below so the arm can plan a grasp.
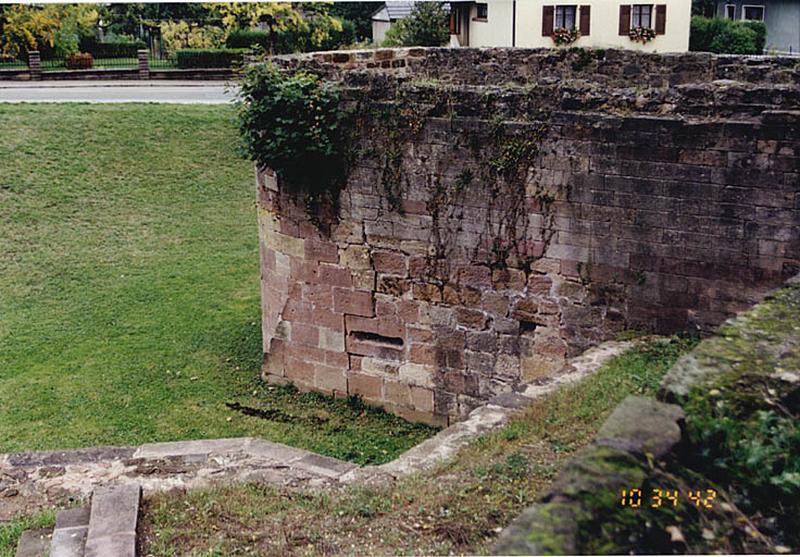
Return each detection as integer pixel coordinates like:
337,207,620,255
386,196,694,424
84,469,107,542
140,336,697,556
0,104,434,467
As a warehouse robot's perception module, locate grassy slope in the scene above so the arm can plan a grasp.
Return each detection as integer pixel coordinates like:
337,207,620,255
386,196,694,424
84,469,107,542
141,336,697,556
0,104,433,465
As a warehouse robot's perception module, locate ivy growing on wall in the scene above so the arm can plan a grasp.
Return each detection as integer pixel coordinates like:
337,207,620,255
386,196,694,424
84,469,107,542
238,62,348,204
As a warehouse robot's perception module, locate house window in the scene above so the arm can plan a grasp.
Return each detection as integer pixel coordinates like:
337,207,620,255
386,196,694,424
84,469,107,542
742,5,764,20
555,5,577,29
724,4,736,19
475,3,488,20
631,4,653,28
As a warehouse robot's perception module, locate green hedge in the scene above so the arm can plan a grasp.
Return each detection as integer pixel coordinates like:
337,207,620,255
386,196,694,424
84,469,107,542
690,16,766,54
79,38,147,58
225,30,271,50
175,48,248,69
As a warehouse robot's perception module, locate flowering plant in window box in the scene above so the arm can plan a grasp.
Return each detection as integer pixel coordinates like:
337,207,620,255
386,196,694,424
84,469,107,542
552,27,580,46
629,26,656,43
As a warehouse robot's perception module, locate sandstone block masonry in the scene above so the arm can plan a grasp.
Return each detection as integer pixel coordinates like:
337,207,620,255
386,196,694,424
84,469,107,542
257,47,800,426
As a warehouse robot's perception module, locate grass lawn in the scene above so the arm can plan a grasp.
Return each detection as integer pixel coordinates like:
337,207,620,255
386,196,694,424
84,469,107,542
0,104,434,466
140,336,698,556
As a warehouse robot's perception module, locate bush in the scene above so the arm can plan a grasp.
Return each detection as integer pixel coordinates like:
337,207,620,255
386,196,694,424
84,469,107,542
175,48,247,69
690,16,766,54
79,37,146,58
237,62,346,195
225,29,271,50
160,21,226,54
64,52,93,69
382,2,449,47
225,19,354,54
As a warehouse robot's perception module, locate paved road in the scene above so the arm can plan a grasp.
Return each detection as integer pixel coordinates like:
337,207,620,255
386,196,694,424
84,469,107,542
0,80,237,104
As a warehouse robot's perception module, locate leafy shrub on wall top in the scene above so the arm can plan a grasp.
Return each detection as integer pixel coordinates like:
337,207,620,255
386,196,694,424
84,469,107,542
690,16,766,54
238,62,347,197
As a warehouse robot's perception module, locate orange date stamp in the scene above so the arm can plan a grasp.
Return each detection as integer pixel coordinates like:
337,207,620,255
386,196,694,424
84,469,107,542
620,488,718,509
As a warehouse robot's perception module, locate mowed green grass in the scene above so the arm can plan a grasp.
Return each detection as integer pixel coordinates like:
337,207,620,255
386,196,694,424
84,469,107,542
0,104,434,464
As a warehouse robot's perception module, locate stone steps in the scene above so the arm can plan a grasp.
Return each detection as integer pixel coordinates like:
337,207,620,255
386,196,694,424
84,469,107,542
50,506,89,557
14,528,51,557
16,484,140,557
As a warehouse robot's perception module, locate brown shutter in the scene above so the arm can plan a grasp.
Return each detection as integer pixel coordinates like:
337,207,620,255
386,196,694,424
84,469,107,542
619,4,631,35
450,11,456,33
542,5,554,36
579,5,591,35
655,4,667,34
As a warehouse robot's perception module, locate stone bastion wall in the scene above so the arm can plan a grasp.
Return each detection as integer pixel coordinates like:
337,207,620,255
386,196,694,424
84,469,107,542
256,47,800,426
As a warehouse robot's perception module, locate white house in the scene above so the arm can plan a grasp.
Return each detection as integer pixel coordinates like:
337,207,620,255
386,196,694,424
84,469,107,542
448,0,692,52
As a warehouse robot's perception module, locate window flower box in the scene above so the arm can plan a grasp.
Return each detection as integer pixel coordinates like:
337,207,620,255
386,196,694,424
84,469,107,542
629,26,656,43
552,27,580,46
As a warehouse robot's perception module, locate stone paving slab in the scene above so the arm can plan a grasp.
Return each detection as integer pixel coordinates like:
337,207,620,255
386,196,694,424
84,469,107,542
84,484,140,557
294,453,358,479
14,528,51,557
51,507,90,557
6,447,135,468
54,506,90,530
134,438,252,459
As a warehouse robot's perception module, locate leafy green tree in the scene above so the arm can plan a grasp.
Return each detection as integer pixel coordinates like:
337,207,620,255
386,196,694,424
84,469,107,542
328,2,375,41
692,0,716,17
204,2,346,53
383,2,449,47
100,3,210,36
0,4,98,58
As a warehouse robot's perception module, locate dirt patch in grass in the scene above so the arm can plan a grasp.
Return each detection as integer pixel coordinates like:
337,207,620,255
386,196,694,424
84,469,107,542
139,336,697,556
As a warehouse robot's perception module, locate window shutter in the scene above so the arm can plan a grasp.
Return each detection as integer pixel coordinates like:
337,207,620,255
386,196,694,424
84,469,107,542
655,4,667,34
542,5,554,36
579,5,591,35
619,4,631,35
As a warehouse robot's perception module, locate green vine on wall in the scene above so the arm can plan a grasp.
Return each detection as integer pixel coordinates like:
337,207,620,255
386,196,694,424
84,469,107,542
475,120,555,270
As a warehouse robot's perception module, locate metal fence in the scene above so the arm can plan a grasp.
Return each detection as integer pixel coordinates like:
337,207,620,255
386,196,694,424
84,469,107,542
40,55,140,72
0,56,27,70
149,52,177,69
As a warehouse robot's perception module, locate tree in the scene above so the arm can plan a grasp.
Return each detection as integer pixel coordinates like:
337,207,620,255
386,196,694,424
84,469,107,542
159,20,225,53
0,4,98,58
204,2,346,54
692,0,716,17
100,3,210,37
383,2,449,47
328,2,375,41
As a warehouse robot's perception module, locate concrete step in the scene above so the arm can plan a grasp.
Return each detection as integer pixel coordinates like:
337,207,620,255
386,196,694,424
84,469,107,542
83,483,141,557
15,528,52,557
49,507,90,557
